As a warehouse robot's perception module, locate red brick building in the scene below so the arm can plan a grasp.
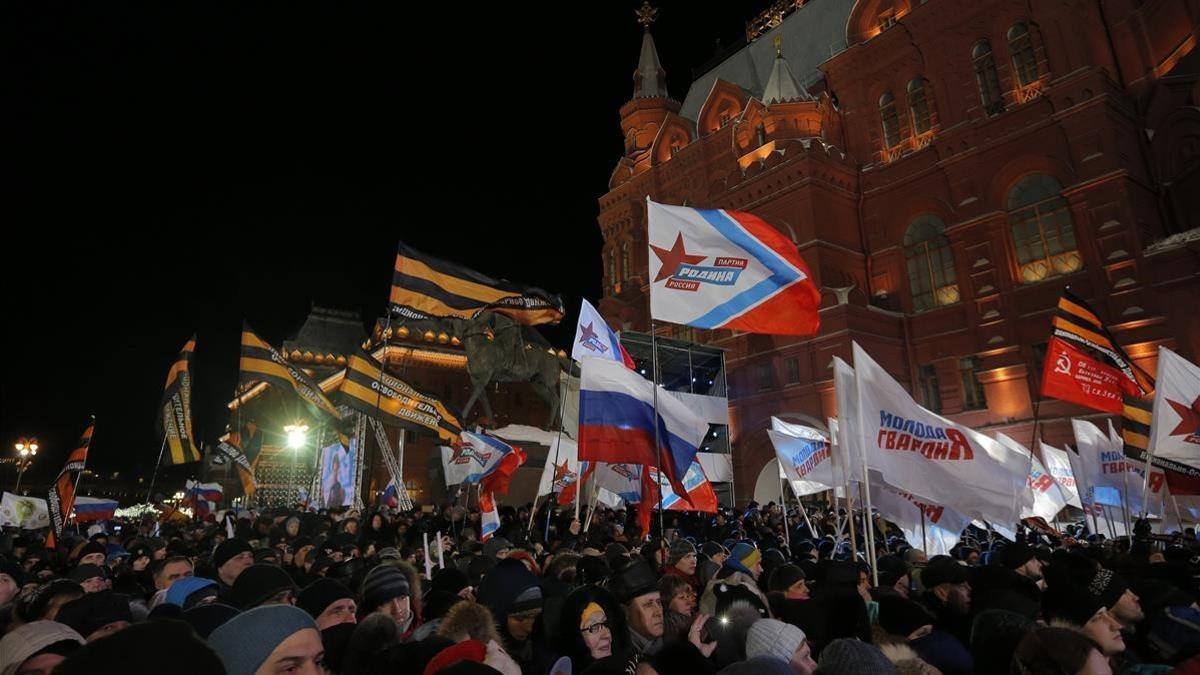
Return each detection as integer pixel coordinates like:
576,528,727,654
599,0,1200,502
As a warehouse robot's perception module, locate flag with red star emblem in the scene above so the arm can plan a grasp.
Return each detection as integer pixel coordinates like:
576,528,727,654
1148,347,1200,486
534,436,588,504
647,200,820,336
572,299,635,368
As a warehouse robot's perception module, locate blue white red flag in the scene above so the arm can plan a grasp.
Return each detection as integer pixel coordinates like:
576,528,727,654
578,357,707,500
572,299,635,368
593,462,643,503
73,496,118,522
649,461,719,513
647,200,821,336
479,491,500,541
382,480,399,509
441,431,515,485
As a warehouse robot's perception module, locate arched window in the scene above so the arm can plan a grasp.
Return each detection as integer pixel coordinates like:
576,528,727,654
972,40,1005,116
879,92,901,148
907,78,932,135
755,123,767,147
1007,174,1081,283
904,215,959,311
1008,23,1038,87
621,242,631,281
607,251,617,292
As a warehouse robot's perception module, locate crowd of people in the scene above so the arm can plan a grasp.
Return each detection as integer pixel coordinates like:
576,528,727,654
1,497,1199,675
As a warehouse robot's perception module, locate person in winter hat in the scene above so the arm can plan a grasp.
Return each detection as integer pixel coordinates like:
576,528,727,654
476,557,552,675
360,563,416,634
0,620,84,675
297,577,357,630
745,618,818,675
876,594,973,675
814,639,898,674
1012,627,1110,675
212,538,254,593
228,563,298,610
1041,577,1127,658
164,576,219,610
998,542,1041,578
53,619,225,675
210,604,323,675
722,543,763,581
54,590,133,642
664,539,699,591
917,557,972,648
554,584,631,672
609,559,663,658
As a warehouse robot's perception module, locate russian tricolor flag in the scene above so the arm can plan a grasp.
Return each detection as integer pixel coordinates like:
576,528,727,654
73,496,118,522
577,356,708,501
647,200,821,336
479,491,500,541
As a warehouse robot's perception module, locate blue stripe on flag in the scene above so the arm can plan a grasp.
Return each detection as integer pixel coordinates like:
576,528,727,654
687,209,801,328
579,389,699,480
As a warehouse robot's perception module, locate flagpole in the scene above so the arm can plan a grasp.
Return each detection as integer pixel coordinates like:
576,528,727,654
920,506,928,554
779,469,791,551
846,488,859,561
526,493,540,536
145,436,168,505
1172,495,1185,532
649,319,665,539
1121,467,1133,538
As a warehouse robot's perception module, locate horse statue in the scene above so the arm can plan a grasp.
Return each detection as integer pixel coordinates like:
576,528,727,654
457,311,568,428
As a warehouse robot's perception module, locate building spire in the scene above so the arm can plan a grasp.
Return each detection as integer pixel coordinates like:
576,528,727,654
633,2,668,100
762,34,813,104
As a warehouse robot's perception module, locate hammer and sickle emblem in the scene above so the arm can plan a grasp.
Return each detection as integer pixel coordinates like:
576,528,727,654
1054,352,1071,375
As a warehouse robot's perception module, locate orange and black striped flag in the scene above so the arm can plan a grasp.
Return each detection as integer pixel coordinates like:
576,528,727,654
217,423,259,501
157,336,200,464
239,323,342,423
1047,290,1200,489
389,243,565,325
47,419,94,549
336,351,463,443
1051,289,1153,398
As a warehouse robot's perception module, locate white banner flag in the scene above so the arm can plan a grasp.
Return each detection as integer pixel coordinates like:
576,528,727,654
592,463,642,503
0,492,50,530
1040,442,1083,509
1149,346,1200,470
996,433,1069,522
768,426,835,497
536,436,582,499
871,480,970,556
1073,419,1126,505
833,357,865,484
852,342,1026,527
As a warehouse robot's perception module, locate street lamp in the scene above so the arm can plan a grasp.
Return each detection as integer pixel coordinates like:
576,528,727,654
283,423,308,505
14,437,38,493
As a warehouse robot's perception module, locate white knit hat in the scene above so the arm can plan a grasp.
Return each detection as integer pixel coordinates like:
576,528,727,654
745,618,806,663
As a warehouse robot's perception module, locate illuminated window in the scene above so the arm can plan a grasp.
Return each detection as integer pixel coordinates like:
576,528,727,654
973,40,1005,116
907,78,933,135
904,215,959,311
1008,23,1038,87
755,123,767,147
959,357,988,410
1007,174,1081,283
621,242,631,281
880,91,902,148
607,251,616,292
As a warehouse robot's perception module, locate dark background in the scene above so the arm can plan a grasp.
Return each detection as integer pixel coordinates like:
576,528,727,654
2,1,774,485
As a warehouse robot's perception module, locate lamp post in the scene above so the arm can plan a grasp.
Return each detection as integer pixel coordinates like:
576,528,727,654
284,423,308,506
13,437,38,493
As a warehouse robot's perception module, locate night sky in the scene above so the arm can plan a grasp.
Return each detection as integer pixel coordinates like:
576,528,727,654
3,2,775,486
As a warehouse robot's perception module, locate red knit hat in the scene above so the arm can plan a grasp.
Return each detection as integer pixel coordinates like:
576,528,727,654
423,639,488,675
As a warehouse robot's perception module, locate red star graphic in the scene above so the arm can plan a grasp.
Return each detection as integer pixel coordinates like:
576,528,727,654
579,322,599,344
553,460,571,483
1167,396,1200,436
650,233,706,283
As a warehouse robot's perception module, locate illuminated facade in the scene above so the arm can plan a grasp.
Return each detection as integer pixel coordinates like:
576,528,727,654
599,0,1200,501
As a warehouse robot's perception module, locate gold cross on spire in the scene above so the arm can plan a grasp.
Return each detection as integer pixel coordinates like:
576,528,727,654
774,35,783,57
636,2,658,29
